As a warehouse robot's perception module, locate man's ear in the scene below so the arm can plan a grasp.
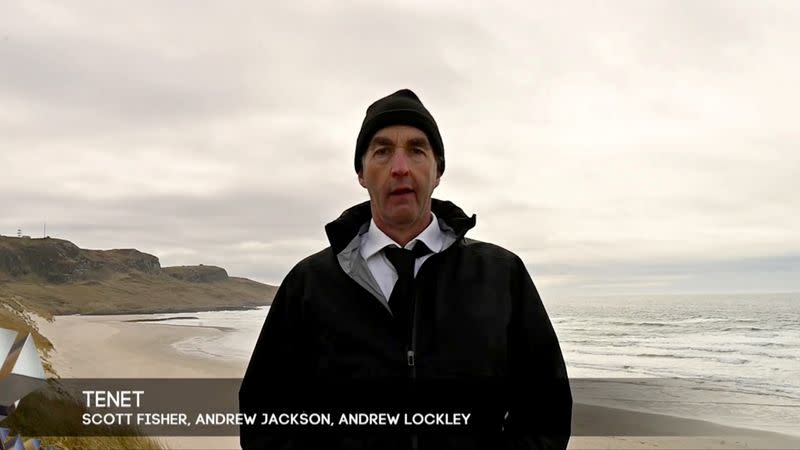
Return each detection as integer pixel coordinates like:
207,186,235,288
434,174,441,188
358,171,366,188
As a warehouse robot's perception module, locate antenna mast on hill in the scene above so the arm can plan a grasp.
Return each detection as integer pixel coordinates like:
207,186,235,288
43,222,46,237
17,228,21,238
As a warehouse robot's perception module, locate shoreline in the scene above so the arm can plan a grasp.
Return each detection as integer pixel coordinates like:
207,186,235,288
35,313,800,449
76,303,270,316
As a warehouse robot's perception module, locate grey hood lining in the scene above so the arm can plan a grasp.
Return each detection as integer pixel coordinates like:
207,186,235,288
335,218,460,312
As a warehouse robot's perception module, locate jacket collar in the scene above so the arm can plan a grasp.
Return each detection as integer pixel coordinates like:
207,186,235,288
325,198,477,254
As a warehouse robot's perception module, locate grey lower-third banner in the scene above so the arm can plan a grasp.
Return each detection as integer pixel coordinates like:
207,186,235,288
9,377,798,438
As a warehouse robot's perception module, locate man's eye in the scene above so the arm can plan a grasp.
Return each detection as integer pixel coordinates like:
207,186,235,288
374,148,388,155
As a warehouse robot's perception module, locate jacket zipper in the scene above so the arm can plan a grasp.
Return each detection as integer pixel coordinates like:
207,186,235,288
408,262,425,377
408,288,418,379
408,281,420,450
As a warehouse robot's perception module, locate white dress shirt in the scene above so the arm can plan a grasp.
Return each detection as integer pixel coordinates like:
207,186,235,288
359,212,445,300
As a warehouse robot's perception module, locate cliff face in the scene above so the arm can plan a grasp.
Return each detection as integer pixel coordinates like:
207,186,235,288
0,236,276,315
0,236,160,283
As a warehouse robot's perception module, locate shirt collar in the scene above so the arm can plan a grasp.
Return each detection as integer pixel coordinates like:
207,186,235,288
360,212,444,260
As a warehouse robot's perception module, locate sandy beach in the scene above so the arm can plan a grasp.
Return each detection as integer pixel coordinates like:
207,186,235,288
36,314,800,450
38,314,247,378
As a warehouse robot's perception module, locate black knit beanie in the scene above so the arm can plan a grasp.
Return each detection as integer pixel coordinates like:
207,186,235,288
354,89,445,175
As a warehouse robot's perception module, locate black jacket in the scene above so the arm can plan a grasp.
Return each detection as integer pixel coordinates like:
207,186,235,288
240,199,571,449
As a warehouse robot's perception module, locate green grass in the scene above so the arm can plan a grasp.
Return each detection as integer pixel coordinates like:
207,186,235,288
1,275,273,315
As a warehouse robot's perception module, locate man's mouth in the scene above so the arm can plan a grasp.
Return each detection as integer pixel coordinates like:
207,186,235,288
390,187,415,197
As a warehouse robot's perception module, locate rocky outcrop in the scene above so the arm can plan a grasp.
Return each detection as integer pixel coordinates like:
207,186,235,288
161,265,229,283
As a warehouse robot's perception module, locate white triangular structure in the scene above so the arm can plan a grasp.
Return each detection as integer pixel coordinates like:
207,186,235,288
0,330,47,420
10,334,45,380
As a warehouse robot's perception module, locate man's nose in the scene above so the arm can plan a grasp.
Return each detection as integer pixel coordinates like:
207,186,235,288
390,149,411,176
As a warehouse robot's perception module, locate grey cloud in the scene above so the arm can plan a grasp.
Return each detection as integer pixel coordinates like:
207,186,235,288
0,33,258,123
2,188,351,242
0,0,486,126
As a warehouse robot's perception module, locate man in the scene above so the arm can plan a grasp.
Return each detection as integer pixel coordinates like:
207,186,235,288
240,89,572,449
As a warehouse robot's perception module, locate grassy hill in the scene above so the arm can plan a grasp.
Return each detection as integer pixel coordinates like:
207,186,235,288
0,235,276,315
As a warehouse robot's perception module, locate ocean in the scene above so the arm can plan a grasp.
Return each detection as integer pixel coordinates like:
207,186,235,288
148,292,800,436
548,292,800,436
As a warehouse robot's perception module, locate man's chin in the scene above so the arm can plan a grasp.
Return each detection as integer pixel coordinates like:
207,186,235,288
382,208,421,227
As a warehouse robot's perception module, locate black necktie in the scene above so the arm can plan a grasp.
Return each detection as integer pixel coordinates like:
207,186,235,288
383,242,432,334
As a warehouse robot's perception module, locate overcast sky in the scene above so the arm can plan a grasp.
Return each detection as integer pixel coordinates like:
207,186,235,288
2,0,798,299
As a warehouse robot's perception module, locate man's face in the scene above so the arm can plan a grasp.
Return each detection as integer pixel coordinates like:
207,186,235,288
358,125,441,231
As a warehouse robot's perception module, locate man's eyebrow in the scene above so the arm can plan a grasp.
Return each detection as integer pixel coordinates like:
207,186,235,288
368,136,394,147
368,135,430,148
407,137,430,148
